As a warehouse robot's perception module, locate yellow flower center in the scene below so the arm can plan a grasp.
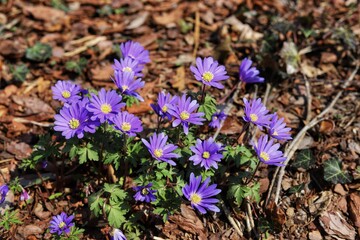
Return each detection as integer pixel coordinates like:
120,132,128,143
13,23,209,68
122,85,129,91
100,104,112,114
123,66,132,72
58,221,66,229
161,105,168,113
180,111,190,120
202,71,214,82
260,152,270,161
250,113,258,122
61,90,71,99
69,118,80,129
202,151,210,159
273,131,278,136
121,122,131,131
141,188,149,195
154,149,163,158
190,193,202,204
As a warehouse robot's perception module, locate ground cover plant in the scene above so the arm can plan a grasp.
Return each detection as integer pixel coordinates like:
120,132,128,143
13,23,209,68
0,0,359,239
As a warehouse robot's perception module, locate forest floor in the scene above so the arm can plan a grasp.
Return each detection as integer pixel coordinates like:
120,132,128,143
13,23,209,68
0,0,359,239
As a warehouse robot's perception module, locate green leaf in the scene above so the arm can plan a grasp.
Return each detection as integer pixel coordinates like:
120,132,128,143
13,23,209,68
49,192,63,200
77,143,99,164
323,158,352,184
107,205,126,228
291,149,315,170
288,183,305,194
89,192,104,217
104,183,127,202
26,42,52,62
10,64,29,82
198,95,217,120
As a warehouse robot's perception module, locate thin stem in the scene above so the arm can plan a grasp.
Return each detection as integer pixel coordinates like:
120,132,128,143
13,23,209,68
235,122,250,145
156,116,161,133
200,84,206,104
246,161,261,185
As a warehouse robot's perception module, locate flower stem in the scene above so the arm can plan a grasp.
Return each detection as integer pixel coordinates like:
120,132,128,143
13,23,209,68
200,84,206,104
246,161,261,185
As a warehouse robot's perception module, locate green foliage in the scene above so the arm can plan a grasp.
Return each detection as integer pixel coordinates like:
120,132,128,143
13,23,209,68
76,142,99,164
122,95,139,107
153,187,182,222
224,145,258,170
49,192,63,200
89,184,129,228
331,27,357,51
26,42,52,62
227,182,260,206
198,95,217,121
20,134,60,170
51,0,69,12
65,58,88,74
0,209,22,231
323,158,352,184
58,227,84,240
291,149,315,170
178,19,193,34
288,183,305,194
8,177,22,194
10,64,29,82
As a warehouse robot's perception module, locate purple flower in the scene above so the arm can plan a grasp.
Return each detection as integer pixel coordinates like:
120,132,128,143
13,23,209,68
190,57,229,89
20,189,30,201
111,229,127,240
167,94,205,135
243,98,271,128
150,92,178,120
239,58,264,84
268,114,292,141
0,184,9,204
141,132,180,166
133,183,157,203
112,70,145,101
120,41,150,64
112,111,143,137
182,173,221,214
252,135,286,166
54,101,99,139
209,111,227,128
112,56,143,77
189,138,223,170
87,88,126,123
49,212,74,236
52,80,82,104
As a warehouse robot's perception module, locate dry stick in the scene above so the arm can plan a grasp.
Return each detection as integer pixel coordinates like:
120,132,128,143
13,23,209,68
221,201,244,237
269,64,359,205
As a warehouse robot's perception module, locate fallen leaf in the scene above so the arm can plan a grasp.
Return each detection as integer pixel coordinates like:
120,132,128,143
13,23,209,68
172,66,186,91
11,96,55,115
126,11,149,30
17,224,44,239
319,120,335,134
319,211,356,240
6,141,32,160
224,15,263,41
23,5,65,23
0,39,27,58
152,8,183,26
127,99,153,114
348,193,360,229
34,203,52,220
91,64,114,81
300,59,324,78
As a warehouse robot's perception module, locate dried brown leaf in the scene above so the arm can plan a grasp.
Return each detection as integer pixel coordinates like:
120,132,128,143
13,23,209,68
319,211,356,239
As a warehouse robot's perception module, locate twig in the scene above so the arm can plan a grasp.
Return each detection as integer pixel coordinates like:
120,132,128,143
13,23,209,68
221,201,243,237
13,118,53,127
192,11,200,58
268,64,359,205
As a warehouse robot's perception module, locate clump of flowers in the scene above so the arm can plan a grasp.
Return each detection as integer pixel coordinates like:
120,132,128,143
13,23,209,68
49,212,74,236
36,40,295,239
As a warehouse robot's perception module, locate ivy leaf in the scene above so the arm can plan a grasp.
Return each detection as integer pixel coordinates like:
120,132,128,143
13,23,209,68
323,158,352,184
291,149,315,170
198,95,217,120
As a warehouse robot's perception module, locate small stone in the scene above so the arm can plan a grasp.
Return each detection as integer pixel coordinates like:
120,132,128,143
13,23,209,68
308,230,322,240
334,184,347,196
